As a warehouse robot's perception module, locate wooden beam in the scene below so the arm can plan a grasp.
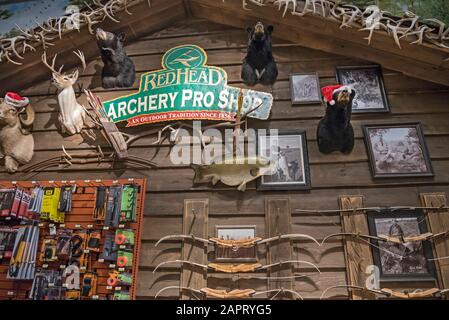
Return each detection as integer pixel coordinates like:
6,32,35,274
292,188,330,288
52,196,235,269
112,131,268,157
190,0,449,86
420,192,449,298
181,199,208,300
265,198,293,297
339,195,376,300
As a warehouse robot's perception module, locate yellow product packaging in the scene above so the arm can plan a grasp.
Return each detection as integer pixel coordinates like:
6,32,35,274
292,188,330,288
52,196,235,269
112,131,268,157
41,187,61,222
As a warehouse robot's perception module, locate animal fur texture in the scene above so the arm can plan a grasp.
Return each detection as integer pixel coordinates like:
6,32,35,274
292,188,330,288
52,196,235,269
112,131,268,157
241,22,278,86
317,87,356,154
0,99,35,173
96,28,136,89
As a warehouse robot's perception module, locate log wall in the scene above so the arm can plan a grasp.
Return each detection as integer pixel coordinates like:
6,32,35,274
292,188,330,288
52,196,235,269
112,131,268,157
1,18,449,299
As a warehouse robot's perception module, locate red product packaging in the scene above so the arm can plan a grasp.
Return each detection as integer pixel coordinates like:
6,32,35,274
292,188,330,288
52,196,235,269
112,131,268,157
0,189,15,217
10,189,23,218
18,192,31,219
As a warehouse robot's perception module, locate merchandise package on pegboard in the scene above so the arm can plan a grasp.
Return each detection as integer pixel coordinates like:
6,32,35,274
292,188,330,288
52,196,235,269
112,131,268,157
0,178,146,300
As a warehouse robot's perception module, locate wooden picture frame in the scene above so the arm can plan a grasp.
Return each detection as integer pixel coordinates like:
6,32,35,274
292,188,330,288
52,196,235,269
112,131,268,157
257,129,311,191
214,225,257,262
336,65,390,113
290,72,322,105
363,123,434,178
367,209,437,283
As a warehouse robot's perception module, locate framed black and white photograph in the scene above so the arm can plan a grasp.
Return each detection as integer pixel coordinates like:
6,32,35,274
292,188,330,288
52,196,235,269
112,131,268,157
363,123,434,178
336,65,390,113
367,209,437,282
215,225,257,262
290,73,322,105
257,129,311,191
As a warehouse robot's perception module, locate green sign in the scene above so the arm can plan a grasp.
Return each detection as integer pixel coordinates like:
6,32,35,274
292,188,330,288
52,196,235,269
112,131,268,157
102,44,273,127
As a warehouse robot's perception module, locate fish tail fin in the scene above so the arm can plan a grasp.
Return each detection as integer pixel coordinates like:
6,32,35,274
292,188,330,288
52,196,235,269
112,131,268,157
191,164,202,184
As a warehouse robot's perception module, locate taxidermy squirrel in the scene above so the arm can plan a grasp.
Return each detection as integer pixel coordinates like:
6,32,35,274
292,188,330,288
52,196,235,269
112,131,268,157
241,22,278,86
0,92,35,173
96,28,136,88
317,85,355,154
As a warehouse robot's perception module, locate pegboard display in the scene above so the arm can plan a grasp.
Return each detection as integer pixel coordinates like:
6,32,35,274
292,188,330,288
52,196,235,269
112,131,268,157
0,178,146,300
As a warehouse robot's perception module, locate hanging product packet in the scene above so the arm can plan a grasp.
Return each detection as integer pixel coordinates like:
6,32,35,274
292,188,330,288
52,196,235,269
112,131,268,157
93,186,108,221
58,186,74,213
8,224,40,280
10,188,23,218
0,227,17,261
28,187,44,218
120,185,138,222
0,189,16,217
105,185,122,227
18,192,31,219
41,187,63,222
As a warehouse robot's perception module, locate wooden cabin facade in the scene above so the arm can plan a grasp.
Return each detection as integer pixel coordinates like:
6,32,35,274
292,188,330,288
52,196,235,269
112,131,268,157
0,0,449,300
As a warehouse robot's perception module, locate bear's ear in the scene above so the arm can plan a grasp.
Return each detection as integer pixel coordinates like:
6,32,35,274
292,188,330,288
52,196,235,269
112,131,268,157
350,90,356,100
267,25,274,34
117,32,127,43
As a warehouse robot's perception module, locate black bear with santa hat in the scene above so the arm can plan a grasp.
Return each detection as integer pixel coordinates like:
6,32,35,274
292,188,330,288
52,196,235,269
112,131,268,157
317,85,356,154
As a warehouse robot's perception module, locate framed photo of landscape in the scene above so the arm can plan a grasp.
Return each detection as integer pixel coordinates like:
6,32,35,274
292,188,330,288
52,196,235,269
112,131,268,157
367,209,437,282
290,73,322,105
336,65,390,113
363,123,434,178
215,225,257,262
257,129,311,191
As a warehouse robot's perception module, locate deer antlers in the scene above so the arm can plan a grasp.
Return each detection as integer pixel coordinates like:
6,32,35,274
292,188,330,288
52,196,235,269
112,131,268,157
41,50,86,77
228,0,449,58
0,0,144,66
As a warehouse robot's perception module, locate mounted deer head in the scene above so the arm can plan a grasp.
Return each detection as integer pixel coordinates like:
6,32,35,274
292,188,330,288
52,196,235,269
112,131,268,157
41,50,87,135
42,50,86,89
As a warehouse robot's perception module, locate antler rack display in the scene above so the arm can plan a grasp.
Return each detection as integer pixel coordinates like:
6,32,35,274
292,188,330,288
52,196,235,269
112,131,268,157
226,0,449,58
22,90,159,172
4,1,449,66
0,0,152,65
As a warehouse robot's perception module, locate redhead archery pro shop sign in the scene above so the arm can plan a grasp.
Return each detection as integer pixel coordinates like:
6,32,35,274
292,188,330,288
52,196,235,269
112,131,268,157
102,45,273,126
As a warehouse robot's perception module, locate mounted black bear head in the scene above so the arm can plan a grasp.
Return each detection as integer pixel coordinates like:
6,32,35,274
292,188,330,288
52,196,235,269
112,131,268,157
95,28,136,89
241,22,278,86
96,28,126,59
333,87,354,106
317,85,356,154
247,22,274,44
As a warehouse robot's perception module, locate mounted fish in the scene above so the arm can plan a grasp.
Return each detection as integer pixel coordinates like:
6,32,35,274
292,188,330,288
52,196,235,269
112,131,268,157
192,156,273,192
95,28,136,88
41,50,87,135
0,92,35,173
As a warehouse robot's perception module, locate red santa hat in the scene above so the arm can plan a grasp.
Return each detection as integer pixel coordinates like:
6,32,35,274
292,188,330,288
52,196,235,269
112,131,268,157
321,85,352,105
4,92,29,108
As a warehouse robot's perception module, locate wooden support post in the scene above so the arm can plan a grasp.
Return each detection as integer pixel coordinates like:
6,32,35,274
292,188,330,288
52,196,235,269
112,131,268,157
339,195,376,300
420,193,449,297
181,199,209,300
265,198,292,295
